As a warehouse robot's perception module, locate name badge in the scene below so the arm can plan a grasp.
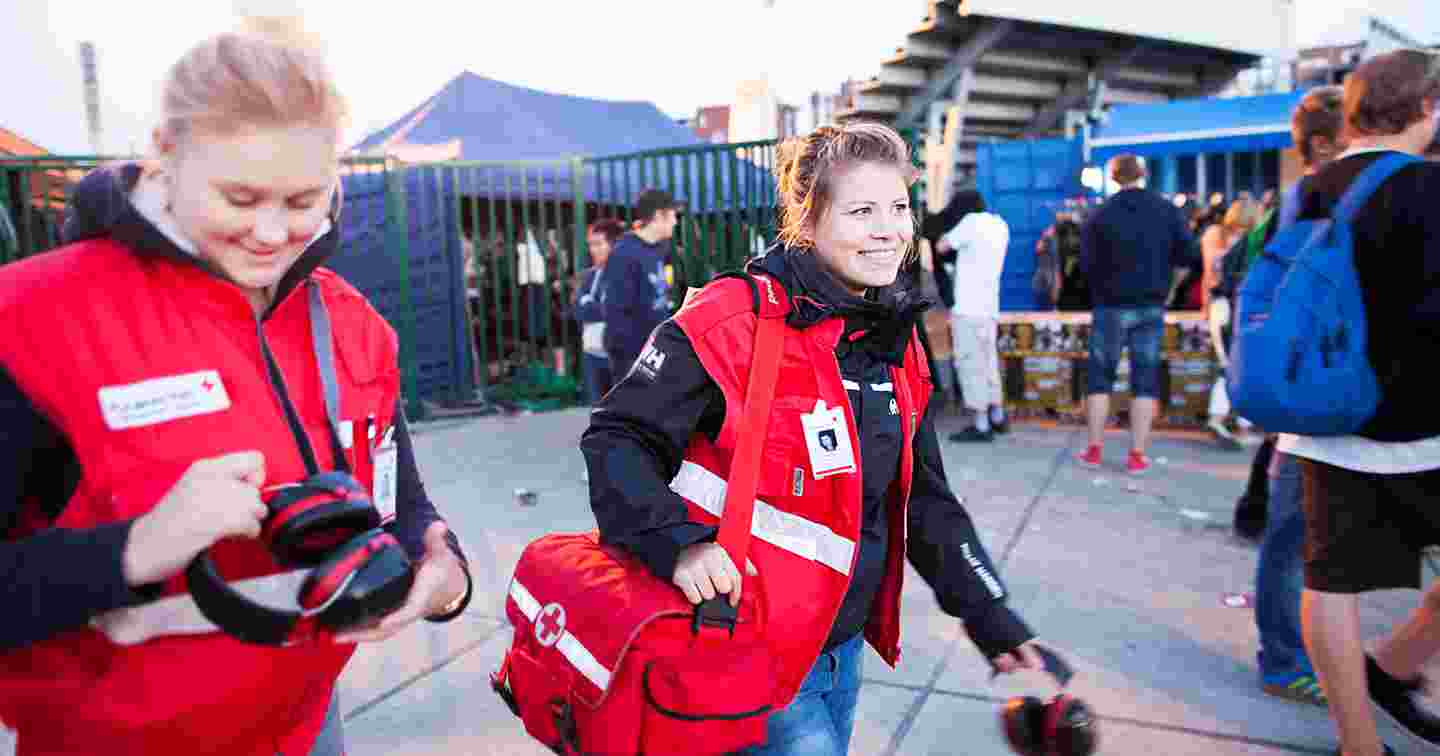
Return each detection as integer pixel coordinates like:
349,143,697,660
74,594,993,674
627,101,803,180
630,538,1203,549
373,427,398,520
800,399,856,479
98,370,231,430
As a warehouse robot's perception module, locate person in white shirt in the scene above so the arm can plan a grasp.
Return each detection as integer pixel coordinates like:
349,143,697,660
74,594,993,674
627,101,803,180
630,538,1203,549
936,190,1010,442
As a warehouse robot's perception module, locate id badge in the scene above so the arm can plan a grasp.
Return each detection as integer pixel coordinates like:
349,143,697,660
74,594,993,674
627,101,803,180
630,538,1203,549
800,399,856,479
373,434,398,520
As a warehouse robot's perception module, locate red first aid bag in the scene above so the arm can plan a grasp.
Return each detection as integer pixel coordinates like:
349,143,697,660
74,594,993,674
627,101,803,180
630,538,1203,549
492,292,786,755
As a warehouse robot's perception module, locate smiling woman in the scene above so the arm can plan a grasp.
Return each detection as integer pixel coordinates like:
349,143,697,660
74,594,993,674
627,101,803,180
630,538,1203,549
0,17,472,756
573,120,1054,756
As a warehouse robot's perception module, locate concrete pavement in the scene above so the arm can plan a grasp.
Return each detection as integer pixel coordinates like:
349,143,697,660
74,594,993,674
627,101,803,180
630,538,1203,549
4,407,1436,754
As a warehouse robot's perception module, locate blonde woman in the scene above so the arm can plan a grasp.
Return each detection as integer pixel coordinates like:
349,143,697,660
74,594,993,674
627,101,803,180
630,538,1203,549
0,21,470,755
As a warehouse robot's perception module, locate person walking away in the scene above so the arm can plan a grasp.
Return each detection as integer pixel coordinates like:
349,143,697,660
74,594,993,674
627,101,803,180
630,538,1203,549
601,188,680,378
1075,154,1199,474
937,190,1011,442
1244,84,1347,709
1271,50,1440,756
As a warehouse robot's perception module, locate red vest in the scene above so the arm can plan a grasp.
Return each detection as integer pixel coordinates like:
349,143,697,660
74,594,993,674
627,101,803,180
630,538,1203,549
0,239,400,755
671,273,932,705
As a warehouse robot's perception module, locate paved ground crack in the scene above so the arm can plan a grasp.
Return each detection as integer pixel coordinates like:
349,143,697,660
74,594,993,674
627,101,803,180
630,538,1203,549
999,430,1080,567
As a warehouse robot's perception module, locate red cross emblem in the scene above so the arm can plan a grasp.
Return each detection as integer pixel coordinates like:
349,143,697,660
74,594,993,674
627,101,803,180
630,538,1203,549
535,602,566,647
201,379,215,392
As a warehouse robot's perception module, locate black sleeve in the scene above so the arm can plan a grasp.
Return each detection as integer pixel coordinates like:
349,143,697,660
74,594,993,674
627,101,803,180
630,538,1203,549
579,320,724,581
0,364,164,651
386,400,472,623
905,401,1035,660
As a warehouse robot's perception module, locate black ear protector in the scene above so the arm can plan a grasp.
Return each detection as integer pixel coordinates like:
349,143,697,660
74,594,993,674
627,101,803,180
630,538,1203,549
185,472,415,646
997,645,1098,756
184,282,416,646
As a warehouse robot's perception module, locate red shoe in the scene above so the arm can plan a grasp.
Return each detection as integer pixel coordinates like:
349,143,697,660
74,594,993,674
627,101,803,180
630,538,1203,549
1076,445,1103,468
1127,450,1152,475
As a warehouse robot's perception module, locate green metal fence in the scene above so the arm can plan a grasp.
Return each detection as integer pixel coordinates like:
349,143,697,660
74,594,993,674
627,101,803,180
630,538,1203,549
0,139,780,411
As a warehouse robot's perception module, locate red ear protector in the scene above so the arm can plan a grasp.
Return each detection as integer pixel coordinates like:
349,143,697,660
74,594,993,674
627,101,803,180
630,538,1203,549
185,471,415,646
997,645,1098,756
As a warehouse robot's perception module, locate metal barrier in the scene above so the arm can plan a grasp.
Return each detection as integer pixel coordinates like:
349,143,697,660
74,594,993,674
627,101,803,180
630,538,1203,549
0,140,780,411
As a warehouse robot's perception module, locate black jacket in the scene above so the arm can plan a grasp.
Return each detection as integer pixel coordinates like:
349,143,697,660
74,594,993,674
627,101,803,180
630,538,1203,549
579,248,1034,660
0,165,470,651
1080,188,1199,308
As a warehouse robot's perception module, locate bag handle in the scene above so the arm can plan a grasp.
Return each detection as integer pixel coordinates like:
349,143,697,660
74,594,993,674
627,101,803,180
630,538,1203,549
692,280,787,633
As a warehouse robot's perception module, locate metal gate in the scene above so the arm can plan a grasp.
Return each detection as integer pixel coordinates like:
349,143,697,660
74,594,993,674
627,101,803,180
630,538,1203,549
1,140,779,413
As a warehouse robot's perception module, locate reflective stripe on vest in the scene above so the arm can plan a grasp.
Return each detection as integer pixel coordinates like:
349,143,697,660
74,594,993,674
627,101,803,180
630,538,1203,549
669,461,856,576
508,578,613,691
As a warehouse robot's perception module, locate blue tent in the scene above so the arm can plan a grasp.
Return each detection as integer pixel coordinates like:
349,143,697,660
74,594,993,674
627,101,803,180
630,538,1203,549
352,71,703,161
350,72,772,211
1088,91,1307,163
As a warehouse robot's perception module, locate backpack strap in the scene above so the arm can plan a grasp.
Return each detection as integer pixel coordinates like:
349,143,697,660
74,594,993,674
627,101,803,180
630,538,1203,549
1334,152,1422,223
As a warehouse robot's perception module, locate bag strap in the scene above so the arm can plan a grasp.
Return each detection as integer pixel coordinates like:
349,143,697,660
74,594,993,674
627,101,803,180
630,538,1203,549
691,274,787,633
1334,152,1420,223
307,281,353,474
714,311,785,566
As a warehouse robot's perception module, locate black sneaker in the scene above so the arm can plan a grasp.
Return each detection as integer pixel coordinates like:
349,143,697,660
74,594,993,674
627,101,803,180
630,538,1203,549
948,427,994,443
992,419,1011,435
1368,654,1440,749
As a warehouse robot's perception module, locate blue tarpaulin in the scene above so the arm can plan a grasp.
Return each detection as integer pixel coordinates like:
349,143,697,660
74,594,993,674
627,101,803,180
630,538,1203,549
349,72,772,211
352,71,703,160
1088,91,1307,163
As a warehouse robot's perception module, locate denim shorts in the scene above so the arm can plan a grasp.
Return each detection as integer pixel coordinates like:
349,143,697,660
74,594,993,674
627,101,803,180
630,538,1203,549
1085,305,1164,398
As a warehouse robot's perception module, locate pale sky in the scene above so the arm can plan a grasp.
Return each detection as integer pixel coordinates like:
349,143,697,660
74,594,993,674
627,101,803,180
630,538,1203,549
4,1,1438,156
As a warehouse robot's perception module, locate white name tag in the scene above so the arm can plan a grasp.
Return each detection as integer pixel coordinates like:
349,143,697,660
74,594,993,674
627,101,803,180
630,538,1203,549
374,435,398,520
98,371,231,430
801,399,856,479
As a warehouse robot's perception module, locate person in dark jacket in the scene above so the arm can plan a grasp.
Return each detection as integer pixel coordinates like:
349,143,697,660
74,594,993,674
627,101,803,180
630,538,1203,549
1279,50,1440,756
1075,154,1199,474
601,188,680,377
572,218,626,403
581,122,1052,755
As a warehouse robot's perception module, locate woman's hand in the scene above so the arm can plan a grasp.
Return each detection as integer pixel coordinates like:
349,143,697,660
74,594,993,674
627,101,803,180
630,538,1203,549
122,451,268,587
990,640,1066,687
335,522,469,643
672,543,758,607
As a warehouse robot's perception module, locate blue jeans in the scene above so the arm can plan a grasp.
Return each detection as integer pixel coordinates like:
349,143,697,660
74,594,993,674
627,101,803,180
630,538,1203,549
581,353,612,404
1254,452,1313,682
740,634,864,756
1085,306,1164,398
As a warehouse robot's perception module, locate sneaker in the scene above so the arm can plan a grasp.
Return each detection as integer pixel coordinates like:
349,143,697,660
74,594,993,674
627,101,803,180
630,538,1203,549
948,427,994,443
1127,451,1151,475
1208,418,1245,451
1262,671,1328,707
1076,445,1103,468
992,418,1011,435
1367,654,1440,750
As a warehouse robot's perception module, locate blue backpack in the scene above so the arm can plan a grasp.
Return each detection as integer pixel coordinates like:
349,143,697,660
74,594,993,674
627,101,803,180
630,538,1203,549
1228,152,1420,435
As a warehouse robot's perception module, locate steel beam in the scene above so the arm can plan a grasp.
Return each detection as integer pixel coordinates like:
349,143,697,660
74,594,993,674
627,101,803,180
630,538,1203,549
897,18,1015,127
1024,43,1147,136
